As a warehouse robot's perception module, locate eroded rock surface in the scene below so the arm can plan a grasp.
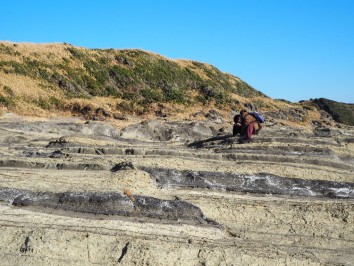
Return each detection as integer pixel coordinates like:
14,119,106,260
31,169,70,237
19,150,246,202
1,189,211,224
141,167,354,198
0,114,353,265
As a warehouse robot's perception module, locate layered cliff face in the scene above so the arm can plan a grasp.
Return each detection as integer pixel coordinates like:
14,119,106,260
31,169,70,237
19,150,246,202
0,113,353,265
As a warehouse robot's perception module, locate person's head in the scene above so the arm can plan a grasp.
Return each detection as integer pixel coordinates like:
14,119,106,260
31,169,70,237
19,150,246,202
240,109,247,116
234,114,241,123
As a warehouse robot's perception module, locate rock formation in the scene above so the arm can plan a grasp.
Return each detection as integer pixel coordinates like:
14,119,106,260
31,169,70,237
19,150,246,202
0,112,353,265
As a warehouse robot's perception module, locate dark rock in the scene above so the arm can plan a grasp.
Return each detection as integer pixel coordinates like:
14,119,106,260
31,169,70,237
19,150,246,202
115,55,132,66
265,109,308,122
49,150,68,158
265,111,288,120
155,109,168,118
91,116,101,121
311,120,322,127
111,162,135,172
205,110,224,123
113,113,127,120
117,243,129,263
55,76,76,92
95,108,111,117
288,108,307,121
125,149,134,155
46,137,68,148
141,167,354,199
244,102,256,111
320,110,333,120
314,127,342,137
121,120,216,142
193,111,205,117
23,150,42,158
20,236,33,253
6,189,214,224
81,121,121,138
81,105,93,115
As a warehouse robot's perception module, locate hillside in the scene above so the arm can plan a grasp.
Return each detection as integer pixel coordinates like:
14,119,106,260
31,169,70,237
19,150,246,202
2,41,354,128
313,98,354,126
0,41,272,118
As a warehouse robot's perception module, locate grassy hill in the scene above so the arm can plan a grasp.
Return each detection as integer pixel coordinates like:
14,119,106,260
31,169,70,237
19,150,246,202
0,42,289,118
2,41,353,128
313,98,354,126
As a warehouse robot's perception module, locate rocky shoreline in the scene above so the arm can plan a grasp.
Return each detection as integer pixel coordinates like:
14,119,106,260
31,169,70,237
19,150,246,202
0,113,353,265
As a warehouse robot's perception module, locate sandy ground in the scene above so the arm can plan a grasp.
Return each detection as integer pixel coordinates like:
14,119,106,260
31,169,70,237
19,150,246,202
0,114,353,265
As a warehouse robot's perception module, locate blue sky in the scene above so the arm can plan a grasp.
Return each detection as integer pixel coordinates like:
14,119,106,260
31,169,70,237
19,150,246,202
1,0,353,103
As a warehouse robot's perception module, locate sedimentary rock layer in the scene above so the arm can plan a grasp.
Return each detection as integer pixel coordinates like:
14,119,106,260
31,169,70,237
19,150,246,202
0,114,353,265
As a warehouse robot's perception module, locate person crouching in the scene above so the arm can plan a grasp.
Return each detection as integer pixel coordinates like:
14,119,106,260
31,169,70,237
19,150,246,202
239,110,262,143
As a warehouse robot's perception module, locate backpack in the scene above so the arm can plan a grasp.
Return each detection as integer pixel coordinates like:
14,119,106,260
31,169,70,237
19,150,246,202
249,111,265,123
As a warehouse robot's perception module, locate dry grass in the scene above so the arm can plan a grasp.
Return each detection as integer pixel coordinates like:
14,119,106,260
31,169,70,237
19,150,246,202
177,60,213,81
0,41,328,129
67,97,119,111
0,73,63,99
0,41,93,70
304,109,321,124
2,41,70,63
11,99,49,116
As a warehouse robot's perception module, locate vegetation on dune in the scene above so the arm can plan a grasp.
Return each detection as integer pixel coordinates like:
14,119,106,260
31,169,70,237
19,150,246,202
3,42,353,127
0,43,263,110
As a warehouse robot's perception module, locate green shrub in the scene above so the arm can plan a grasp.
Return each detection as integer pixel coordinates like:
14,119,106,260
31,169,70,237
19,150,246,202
66,47,87,60
49,96,64,109
140,88,163,103
122,92,139,101
34,97,51,110
214,90,229,105
9,61,29,76
38,68,51,79
105,86,120,97
109,65,133,87
196,95,208,105
116,100,136,113
32,95,65,111
98,56,111,65
163,88,185,104
0,94,14,107
0,44,15,54
315,98,354,126
3,85,14,96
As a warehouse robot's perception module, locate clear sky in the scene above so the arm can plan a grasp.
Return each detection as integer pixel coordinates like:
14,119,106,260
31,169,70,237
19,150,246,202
1,0,353,103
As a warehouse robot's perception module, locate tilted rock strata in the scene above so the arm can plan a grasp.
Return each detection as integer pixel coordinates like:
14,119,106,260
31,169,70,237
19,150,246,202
0,189,213,224
0,115,353,265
